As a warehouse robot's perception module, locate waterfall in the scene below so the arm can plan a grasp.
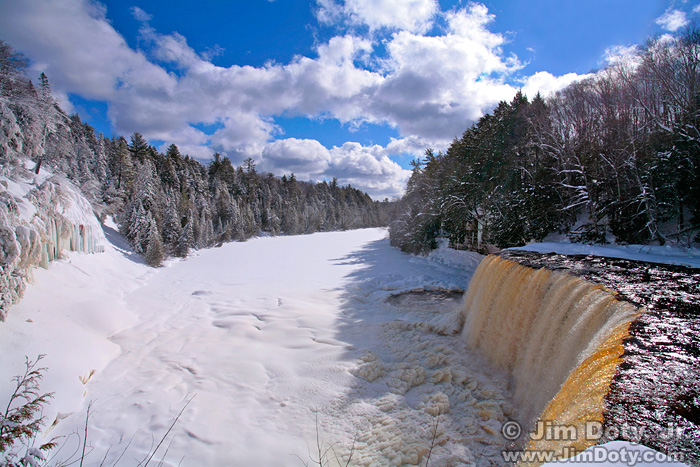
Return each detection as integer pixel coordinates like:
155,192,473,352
460,255,642,459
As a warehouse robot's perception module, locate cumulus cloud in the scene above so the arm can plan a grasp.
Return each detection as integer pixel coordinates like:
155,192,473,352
656,9,689,32
522,71,589,98
155,125,212,161
209,112,279,162
256,138,411,198
386,135,447,156
316,0,438,33
285,35,381,119
261,138,331,179
1,6,181,129
0,0,598,198
0,0,171,101
361,5,521,139
328,143,410,198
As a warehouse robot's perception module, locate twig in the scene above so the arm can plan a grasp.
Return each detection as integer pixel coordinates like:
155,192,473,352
97,444,112,467
48,432,81,467
157,433,177,467
424,414,440,467
141,394,195,466
329,431,357,467
316,412,323,466
79,402,92,467
110,431,136,466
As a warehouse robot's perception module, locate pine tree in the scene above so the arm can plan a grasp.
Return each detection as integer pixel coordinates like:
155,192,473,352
166,143,181,160
129,132,149,163
124,201,150,253
144,216,164,267
0,40,29,98
174,214,194,258
38,72,51,103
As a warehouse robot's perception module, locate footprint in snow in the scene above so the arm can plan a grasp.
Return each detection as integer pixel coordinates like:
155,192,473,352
191,290,212,296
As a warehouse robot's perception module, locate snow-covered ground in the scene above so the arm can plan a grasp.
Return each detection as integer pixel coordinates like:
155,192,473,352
1,226,693,466
1,226,505,466
512,241,700,269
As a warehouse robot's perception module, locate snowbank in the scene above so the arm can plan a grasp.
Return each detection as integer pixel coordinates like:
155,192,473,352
512,242,700,269
0,161,105,319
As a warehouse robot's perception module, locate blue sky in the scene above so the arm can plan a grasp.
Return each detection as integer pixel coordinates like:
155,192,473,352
0,0,694,198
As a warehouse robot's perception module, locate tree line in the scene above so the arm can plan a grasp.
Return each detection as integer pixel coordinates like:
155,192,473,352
390,28,700,254
0,41,392,267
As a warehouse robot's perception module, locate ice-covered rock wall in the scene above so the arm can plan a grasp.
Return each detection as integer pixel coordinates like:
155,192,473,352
0,162,105,320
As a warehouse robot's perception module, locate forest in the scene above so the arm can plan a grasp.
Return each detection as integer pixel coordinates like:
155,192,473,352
0,40,392,267
390,28,700,254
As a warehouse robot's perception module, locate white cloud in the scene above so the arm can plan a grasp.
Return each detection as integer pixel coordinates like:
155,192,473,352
603,44,639,66
328,142,410,198
444,3,502,49
363,5,522,139
285,35,382,119
522,71,589,98
150,32,202,69
209,112,279,162
261,138,331,179
0,0,172,101
316,0,438,33
0,0,520,145
257,138,412,199
130,6,152,22
52,90,75,115
386,135,447,156
694,4,700,14
0,0,604,199
153,125,210,158
656,9,689,32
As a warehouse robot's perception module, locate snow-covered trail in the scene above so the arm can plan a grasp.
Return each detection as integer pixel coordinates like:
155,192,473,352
4,227,505,466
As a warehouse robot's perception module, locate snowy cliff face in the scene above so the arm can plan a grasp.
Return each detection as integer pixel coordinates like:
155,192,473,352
0,161,105,320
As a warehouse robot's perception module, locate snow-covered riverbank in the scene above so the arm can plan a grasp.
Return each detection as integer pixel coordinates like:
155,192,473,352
2,227,501,466
2,226,694,466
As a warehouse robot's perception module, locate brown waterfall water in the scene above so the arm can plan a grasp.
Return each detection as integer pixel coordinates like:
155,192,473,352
459,252,700,466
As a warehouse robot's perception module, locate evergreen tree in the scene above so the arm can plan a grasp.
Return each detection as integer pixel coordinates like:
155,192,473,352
0,40,29,98
175,214,194,258
145,216,165,267
129,132,149,163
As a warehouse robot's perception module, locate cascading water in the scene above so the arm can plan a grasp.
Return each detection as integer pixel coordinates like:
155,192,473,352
460,255,640,456
459,252,700,466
